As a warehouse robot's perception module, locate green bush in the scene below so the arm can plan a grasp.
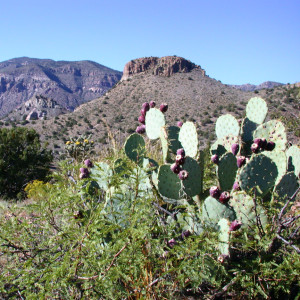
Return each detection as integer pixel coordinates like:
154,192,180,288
0,127,52,199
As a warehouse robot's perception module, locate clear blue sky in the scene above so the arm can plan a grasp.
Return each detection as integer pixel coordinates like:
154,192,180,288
1,0,299,85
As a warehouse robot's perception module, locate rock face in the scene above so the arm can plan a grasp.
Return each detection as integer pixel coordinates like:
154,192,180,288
8,94,69,121
0,57,122,118
121,56,205,80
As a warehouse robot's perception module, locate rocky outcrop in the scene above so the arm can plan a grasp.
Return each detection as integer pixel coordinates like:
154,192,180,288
0,57,122,118
121,56,205,80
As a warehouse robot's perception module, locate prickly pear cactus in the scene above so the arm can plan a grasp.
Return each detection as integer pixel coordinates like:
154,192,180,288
215,114,240,139
239,154,278,197
273,172,299,202
202,196,236,227
161,125,182,154
124,133,145,163
217,152,238,191
211,135,240,156
145,108,166,140
253,120,287,151
178,121,199,158
246,97,268,124
286,145,300,177
218,218,231,256
229,191,268,229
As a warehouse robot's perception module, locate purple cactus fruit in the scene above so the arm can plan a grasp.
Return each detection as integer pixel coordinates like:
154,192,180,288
138,115,145,124
265,141,275,151
175,154,185,165
232,181,240,191
229,220,242,231
219,191,231,204
231,143,239,156
237,156,246,168
170,163,181,174
149,100,156,108
177,121,183,127
142,102,150,112
160,103,168,113
253,138,262,148
176,148,185,157
211,154,219,164
79,172,89,179
140,108,147,116
167,238,177,248
178,170,189,180
80,167,89,175
136,125,146,134
84,159,93,168
260,138,267,149
251,143,260,154
209,186,221,199
181,230,191,239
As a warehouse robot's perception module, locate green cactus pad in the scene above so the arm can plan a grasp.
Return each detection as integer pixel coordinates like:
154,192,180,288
215,114,240,139
217,153,238,191
253,120,287,151
145,108,166,140
91,162,113,191
210,140,227,157
161,125,182,154
242,117,257,142
175,211,204,235
286,145,300,177
124,133,145,163
262,151,287,184
218,218,231,256
158,164,183,200
182,156,203,197
273,172,299,202
230,191,268,229
246,97,268,124
178,121,199,158
202,196,236,227
211,135,240,156
160,127,171,163
239,154,278,197
151,170,159,189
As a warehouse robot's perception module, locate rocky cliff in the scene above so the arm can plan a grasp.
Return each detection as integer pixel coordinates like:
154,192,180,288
0,57,122,118
121,56,205,80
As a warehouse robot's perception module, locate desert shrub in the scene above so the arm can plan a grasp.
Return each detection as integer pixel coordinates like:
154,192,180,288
0,127,52,199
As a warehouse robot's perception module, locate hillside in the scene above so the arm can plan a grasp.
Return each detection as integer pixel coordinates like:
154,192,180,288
0,57,122,117
1,56,299,157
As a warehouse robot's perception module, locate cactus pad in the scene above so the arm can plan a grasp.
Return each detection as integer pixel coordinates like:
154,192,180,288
182,156,203,197
215,114,240,139
210,140,227,157
211,135,240,156
217,153,238,191
239,154,278,197
124,133,145,163
178,122,199,158
246,97,268,124
262,151,287,184
145,108,166,140
273,172,299,202
286,145,300,177
158,164,183,200
253,120,287,151
161,125,182,154
218,218,231,256
242,117,257,142
202,196,236,227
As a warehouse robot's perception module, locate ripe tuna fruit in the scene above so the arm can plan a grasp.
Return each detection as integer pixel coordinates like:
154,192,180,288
138,115,145,124
176,148,185,157
229,220,242,231
232,181,240,191
84,159,93,168
167,238,177,248
260,138,268,149
149,100,156,108
251,143,260,154
181,230,191,239
142,102,150,111
175,154,185,165
253,138,263,148
209,186,221,199
219,191,230,204
136,125,146,134
140,108,147,116
231,143,239,156
237,156,246,168
177,121,183,127
178,170,189,180
160,103,168,113
265,141,275,151
211,154,219,164
80,167,89,175
170,163,181,174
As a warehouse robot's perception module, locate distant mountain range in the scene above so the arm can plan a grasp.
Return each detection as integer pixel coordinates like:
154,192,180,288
0,57,122,117
231,81,284,92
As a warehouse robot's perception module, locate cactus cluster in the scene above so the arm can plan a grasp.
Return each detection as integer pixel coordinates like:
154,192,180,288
83,96,299,258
